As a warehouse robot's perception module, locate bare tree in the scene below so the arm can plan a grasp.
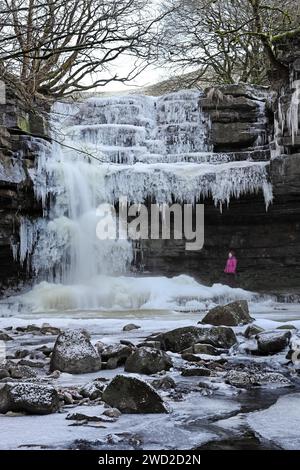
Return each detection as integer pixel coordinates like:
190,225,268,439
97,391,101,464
149,0,300,87
0,0,163,99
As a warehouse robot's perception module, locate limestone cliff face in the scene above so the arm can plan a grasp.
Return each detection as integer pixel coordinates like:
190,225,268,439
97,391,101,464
0,86,47,293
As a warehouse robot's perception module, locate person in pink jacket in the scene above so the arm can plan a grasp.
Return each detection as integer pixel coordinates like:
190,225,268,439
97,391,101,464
224,250,237,287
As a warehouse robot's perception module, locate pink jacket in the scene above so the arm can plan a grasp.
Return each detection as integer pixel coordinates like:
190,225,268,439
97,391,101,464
224,256,237,274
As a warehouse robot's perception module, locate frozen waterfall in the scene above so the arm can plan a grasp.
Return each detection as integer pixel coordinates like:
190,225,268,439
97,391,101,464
11,90,272,312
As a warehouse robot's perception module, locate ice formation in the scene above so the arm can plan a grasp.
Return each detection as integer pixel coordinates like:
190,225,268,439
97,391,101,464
272,79,300,158
12,90,273,311
287,80,300,145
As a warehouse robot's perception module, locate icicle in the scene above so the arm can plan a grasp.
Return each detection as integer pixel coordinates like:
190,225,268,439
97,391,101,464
286,80,300,145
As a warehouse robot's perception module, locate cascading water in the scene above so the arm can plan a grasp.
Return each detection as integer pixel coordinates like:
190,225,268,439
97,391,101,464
12,90,273,312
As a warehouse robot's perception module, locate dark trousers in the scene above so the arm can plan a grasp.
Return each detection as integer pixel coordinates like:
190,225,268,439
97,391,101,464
225,273,237,288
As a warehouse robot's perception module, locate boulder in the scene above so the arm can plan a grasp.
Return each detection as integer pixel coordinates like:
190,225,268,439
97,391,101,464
137,341,161,350
102,375,168,413
256,330,292,355
276,324,297,330
225,370,253,388
202,300,252,326
15,349,30,359
80,382,104,400
0,331,12,341
244,324,264,338
181,367,211,377
151,376,176,390
225,370,291,388
0,383,60,414
157,326,237,353
40,325,61,335
9,365,37,379
101,343,134,366
192,343,225,355
181,353,204,363
0,369,10,379
122,324,141,332
124,347,172,375
103,408,121,418
50,329,101,374
18,359,45,368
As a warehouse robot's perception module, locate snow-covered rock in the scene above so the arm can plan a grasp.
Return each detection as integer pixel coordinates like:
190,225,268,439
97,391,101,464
256,330,291,355
244,324,264,338
50,329,101,374
225,370,292,389
157,325,237,353
80,381,104,400
0,383,59,415
124,347,173,375
101,343,134,367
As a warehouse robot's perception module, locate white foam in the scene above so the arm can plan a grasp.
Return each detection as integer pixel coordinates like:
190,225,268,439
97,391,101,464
19,274,255,313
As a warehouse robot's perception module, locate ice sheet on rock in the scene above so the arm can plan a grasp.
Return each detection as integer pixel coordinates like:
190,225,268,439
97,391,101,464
247,393,300,449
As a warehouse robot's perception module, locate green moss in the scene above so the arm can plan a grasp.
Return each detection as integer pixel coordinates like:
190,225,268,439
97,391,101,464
17,115,30,133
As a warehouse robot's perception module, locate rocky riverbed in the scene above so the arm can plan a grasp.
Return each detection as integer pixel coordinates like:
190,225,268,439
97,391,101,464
1,300,300,450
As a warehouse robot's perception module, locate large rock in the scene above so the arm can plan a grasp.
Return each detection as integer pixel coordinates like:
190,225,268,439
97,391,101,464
122,323,141,332
256,330,292,355
225,370,291,388
0,383,60,414
102,375,168,413
124,347,172,375
244,324,264,338
0,330,12,341
157,326,237,353
202,300,252,326
80,381,104,400
192,343,225,355
181,367,211,377
50,329,101,374
101,343,134,366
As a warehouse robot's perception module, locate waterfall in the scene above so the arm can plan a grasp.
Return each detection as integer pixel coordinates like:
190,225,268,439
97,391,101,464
12,90,272,312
